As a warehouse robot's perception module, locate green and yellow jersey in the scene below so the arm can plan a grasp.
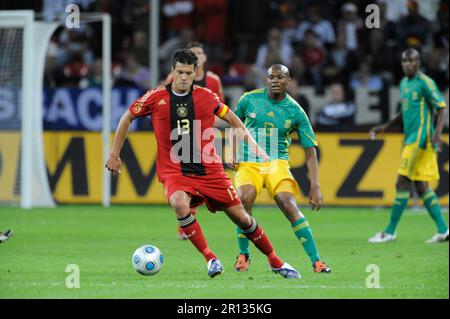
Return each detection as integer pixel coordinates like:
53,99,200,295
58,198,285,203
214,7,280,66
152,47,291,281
235,88,317,163
400,72,447,148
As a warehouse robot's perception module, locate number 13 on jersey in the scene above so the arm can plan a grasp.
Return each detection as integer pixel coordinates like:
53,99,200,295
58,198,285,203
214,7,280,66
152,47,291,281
177,119,190,135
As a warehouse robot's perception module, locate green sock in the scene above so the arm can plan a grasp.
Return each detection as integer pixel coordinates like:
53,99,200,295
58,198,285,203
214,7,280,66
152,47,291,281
292,217,320,264
422,189,448,234
236,226,250,255
385,190,409,235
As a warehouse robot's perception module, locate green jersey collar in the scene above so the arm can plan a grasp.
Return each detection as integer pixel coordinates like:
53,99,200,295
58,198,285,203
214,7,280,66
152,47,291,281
265,88,289,104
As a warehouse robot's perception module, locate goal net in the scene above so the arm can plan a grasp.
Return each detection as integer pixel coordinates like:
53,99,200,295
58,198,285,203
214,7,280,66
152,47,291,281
0,10,112,208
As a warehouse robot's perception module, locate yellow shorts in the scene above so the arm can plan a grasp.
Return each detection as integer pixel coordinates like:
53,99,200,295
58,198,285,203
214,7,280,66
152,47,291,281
398,144,439,181
234,160,300,197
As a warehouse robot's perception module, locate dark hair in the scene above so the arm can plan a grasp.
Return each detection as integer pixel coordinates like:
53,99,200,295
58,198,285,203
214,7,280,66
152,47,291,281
187,41,204,50
172,49,198,69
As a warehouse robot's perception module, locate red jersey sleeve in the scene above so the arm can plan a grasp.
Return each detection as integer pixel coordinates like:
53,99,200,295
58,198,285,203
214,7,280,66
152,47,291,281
206,71,225,103
128,87,163,117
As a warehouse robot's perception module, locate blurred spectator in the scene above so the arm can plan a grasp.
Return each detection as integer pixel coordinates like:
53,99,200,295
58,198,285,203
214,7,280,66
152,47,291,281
162,0,194,37
299,29,326,90
244,51,283,90
288,79,311,116
229,0,272,63
130,30,150,66
322,32,351,85
424,48,449,90
350,61,384,92
396,0,431,51
159,28,196,76
366,28,395,84
290,54,308,86
115,53,151,89
432,0,449,49
87,0,130,61
377,1,399,49
80,58,103,88
377,0,408,22
336,3,364,51
43,0,94,21
316,83,355,131
427,0,449,89
59,29,94,67
255,28,294,70
194,0,227,62
280,15,300,45
125,0,150,32
295,3,335,48
62,53,89,87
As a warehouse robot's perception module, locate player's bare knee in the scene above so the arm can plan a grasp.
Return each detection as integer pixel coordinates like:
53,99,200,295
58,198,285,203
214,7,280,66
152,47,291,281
396,176,411,191
170,197,190,216
239,193,255,209
236,209,253,229
414,182,428,197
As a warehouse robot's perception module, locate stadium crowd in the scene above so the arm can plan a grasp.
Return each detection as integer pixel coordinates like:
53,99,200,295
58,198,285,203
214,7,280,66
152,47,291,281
1,0,449,130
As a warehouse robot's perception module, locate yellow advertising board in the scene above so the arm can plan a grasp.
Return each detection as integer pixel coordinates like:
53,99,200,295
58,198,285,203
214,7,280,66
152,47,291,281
1,131,448,206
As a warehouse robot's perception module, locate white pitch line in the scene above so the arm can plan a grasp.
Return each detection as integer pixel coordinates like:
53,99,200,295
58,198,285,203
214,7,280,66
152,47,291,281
1,281,445,291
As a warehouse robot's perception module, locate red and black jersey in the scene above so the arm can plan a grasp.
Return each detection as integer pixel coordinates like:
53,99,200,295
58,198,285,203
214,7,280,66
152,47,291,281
128,84,229,183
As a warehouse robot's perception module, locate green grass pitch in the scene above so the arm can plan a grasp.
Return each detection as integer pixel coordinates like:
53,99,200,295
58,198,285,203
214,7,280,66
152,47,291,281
0,205,448,299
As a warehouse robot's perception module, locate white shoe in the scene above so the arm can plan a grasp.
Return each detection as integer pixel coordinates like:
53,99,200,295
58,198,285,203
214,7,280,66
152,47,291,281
368,231,396,243
425,230,449,244
270,262,301,279
207,258,224,278
0,229,13,243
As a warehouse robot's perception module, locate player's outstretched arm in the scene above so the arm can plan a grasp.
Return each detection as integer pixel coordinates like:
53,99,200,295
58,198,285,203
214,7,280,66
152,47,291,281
222,110,269,162
432,108,447,152
305,147,323,211
105,110,135,175
369,112,403,139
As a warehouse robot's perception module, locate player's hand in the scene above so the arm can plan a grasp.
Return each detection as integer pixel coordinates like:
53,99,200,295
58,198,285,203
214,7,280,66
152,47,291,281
431,133,443,153
105,155,122,176
368,125,385,140
308,185,323,211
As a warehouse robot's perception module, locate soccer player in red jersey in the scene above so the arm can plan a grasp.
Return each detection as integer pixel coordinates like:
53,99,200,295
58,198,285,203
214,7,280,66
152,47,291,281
106,49,300,279
165,42,226,240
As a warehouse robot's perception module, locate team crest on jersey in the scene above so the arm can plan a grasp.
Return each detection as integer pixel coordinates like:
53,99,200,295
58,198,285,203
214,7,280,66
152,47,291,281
176,104,188,117
402,99,409,111
249,112,256,118
267,111,274,117
284,120,292,129
412,92,418,100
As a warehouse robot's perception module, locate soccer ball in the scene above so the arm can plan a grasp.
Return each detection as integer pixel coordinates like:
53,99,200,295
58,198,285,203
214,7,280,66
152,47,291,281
132,245,164,276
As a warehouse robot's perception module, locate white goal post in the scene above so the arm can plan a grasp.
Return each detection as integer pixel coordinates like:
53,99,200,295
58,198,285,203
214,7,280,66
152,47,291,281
0,10,111,208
